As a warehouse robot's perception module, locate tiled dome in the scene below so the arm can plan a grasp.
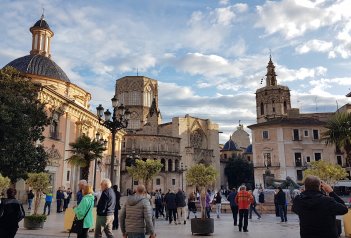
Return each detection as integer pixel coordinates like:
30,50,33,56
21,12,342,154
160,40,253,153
222,139,238,151
6,54,70,82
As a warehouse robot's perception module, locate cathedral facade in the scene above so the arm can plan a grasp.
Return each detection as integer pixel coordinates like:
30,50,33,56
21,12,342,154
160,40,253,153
3,15,124,199
116,76,220,194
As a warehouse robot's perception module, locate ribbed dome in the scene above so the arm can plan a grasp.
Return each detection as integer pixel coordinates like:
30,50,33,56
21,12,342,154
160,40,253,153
31,18,51,31
222,139,238,151
245,144,252,154
6,54,70,82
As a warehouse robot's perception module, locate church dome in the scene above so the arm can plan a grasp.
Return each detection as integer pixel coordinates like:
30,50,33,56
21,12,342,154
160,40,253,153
222,139,238,151
6,54,70,82
245,144,252,154
31,18,51,31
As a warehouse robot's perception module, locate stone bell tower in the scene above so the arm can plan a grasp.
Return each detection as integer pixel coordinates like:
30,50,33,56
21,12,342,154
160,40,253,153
256,56,291,123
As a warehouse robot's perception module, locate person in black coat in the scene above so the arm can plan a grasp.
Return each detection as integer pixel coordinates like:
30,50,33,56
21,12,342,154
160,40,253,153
112,185,121,230
276,187,287,222
56,187,64,213
165,190,177,224
0,188,25,238
292,176,348,238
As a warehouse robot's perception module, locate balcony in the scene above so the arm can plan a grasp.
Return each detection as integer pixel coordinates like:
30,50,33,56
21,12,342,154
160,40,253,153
254,162,280,168
49,131,61,141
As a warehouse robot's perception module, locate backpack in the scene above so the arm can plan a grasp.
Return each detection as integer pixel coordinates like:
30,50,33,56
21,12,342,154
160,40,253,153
259,192,265,203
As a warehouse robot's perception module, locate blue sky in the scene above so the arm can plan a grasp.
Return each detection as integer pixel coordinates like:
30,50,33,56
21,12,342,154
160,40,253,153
1,0,351,143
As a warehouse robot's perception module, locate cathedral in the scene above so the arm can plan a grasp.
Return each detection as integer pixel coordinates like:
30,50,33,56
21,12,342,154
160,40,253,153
3,15,122,199
115,76,221,194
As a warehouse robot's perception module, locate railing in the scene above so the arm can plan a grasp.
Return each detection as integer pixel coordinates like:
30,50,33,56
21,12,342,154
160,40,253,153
254,162,280,168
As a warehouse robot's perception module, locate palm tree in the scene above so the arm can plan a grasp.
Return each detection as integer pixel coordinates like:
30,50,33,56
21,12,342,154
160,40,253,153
322,112,351,166
67,135,106,180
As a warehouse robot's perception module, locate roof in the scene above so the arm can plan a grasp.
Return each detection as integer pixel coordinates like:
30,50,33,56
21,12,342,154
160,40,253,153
245,144,252,154
31,16,51,31
248,117,326,129
221,139,239,151
347,92,351,97
5,54,70,82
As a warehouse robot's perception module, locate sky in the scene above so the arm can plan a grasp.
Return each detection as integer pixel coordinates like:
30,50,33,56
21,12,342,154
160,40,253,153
1,0,351,144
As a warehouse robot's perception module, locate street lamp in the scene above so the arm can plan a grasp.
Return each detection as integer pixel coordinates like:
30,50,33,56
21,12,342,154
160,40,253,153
96,96,130,185
177,162,187,191
127,150,140,191
93,132,107,191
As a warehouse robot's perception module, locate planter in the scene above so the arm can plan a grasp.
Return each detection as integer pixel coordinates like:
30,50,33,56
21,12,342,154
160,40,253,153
190,218,214,235
23,216,45,230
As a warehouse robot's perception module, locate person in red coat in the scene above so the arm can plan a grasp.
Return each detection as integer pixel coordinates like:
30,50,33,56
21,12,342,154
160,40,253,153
235,185,253,232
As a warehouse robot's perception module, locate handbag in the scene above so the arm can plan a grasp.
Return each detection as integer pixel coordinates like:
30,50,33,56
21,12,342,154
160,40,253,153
69,202,92,234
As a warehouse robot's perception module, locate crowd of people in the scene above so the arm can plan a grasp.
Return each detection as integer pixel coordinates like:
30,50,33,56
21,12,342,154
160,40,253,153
0,175,348,238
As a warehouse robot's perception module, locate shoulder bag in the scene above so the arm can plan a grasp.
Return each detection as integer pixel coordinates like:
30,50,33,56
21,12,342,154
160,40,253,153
70,201,92,234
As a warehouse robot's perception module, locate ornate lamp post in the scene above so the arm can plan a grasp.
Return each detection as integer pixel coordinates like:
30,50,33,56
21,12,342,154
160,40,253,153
177,162,187,191
127,150,140,191
96,96,130,185
93,132,107,191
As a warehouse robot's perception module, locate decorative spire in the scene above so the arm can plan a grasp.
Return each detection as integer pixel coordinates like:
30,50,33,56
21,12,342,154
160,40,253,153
266,54,277,86
149,98,158,117
41,7,45,20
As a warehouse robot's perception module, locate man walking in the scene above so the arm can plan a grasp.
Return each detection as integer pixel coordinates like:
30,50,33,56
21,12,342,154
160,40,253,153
227,188,238,226
165,190,177,224
276,187,287,222
292,175,348,238
56,187,64,213
235,185,253,232
175,188,187,224
43,191,53,215
120,185,156,238
94,178,116,238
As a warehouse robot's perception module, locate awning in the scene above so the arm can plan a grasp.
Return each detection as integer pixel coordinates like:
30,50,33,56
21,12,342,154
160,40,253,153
334,180,351,187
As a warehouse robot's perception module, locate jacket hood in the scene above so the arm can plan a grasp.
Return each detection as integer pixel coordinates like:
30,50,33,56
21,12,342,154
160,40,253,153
127,194,146,206
295,190,325,210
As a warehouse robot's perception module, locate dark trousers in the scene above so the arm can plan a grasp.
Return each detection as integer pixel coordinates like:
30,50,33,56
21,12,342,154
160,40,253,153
168,209,177,223
155,203,164,218
230,205,238,225
0,228,18,238
238,209,249,231
275,203,280,217
278,205,287,222
57,199,62,212
249,205,261,219
77,228,89,238
206,207,211,218
43,201,51,215
113,210,119,230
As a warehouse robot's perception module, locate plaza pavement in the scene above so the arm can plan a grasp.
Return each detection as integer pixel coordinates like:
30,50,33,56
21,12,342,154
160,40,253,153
16,199,348,238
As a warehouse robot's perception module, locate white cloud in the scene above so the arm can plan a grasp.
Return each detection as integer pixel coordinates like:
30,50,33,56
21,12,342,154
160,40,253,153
295,39,333,54
278,65,327,82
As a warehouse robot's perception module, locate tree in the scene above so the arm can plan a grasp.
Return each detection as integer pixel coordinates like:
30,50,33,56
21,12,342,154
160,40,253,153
67,135,106,180
0,173,10,197
127,159,163,190
304,160,348,186
26,172,51,216
224,155,254,189
322,112,351,166
186,164,218,219
0,67,50,182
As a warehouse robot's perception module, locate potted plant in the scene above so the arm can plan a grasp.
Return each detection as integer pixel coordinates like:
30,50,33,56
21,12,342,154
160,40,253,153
186,164,218,235
24,172,51,229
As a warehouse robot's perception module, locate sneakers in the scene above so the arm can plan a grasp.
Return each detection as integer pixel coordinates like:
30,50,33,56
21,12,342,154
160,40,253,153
243,230,249,232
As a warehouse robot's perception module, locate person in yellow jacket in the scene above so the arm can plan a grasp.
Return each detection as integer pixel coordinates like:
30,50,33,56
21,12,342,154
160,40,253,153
74,185,94,238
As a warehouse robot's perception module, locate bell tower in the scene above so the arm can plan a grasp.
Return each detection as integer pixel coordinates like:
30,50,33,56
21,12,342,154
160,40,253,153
256,56,291,123
30,13,54,58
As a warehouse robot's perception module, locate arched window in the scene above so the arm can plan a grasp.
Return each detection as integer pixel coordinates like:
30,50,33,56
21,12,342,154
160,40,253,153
161,159,166,172
284,101,287,113
168,159,173,172
50,112,60,140
260,102,264,115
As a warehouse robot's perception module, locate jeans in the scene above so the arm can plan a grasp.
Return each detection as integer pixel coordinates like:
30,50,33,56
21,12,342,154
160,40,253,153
216,203,221,217
155,203,164,218
249,205,261,219
128,233,145,238
238,209,249,231
43,201,51,215
28,199,33,209
278,205,287,222
57,199,62,212
94,215,114,238
205,207,211,218
230,205,238,225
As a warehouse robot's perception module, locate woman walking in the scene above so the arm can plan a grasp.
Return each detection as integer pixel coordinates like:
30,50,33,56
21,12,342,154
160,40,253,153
27,190,34,210
73,185,94,238
214,191,222,218
187,192,197,219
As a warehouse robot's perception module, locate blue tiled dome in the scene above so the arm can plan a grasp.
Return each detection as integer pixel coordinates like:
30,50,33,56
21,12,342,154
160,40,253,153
222,139,238,151
6,54,70,82
245,144,252,153
31,18,51,31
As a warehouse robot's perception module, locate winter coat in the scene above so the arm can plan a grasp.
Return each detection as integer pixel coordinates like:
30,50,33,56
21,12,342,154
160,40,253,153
0,198,25,229
74,194,94,229
258,192,265,203
165,192,177,209
120,194,154,235
276,190,286,205
28,191,34,200
292,190,348,238
97,187,116,216
235,190,253,210
175,191,186,208
214,193,222,204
